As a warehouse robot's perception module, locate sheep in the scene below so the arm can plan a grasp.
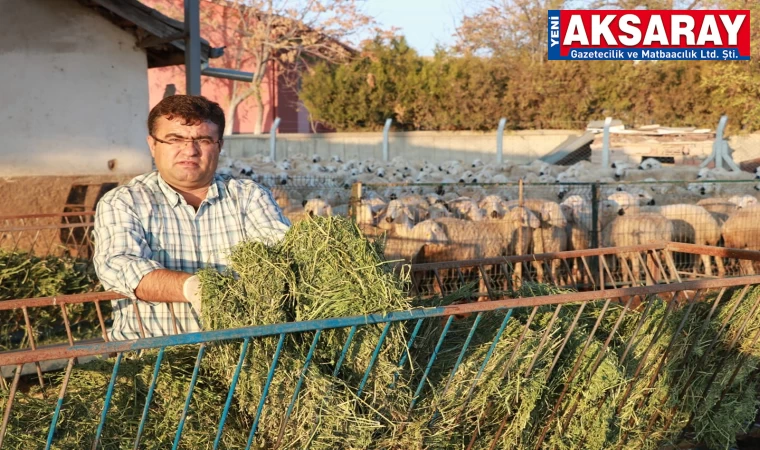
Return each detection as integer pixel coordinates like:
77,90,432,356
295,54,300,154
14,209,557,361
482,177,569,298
283,205,309,223
629,204,725,276
728,195,758,210
377,200,413,231
433,207,540,297
447,197,486,221
522,201,568,282
560,203,591,282
722,205,760,274
303,198,333,217
381,219,449,265
697,167,755,181
479,195,509,219
639,158,662,170
603,211,674,285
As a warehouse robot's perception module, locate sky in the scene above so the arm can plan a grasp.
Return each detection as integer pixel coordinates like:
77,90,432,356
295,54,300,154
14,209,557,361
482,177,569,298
362,0,468,56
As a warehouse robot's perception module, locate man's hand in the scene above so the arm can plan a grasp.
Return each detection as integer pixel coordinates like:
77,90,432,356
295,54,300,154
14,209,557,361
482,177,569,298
183,275,202,315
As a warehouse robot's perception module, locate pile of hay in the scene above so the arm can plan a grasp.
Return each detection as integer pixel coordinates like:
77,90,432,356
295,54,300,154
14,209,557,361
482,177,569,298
0,249,102,351
198,217,415,448
0,347,249,449
4,222,760,450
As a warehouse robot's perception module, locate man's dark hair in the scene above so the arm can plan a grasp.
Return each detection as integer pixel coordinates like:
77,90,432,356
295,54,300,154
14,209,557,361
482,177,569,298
148,95,225,139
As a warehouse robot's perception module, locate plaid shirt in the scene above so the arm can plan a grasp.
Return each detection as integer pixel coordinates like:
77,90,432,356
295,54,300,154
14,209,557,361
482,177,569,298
92,171,290,341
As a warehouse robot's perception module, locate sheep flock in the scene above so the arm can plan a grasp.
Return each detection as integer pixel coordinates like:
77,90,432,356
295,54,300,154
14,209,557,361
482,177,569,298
218,153,760,279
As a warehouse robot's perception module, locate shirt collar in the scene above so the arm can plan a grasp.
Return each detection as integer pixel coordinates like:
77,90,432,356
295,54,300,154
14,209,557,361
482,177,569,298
156,172,223,208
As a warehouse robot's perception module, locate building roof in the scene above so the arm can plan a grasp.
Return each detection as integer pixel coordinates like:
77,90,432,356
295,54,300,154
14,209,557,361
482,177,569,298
76,0,224,68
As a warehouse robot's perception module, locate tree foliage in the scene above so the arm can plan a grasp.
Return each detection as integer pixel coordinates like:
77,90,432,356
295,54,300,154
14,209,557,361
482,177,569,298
300,1,760,133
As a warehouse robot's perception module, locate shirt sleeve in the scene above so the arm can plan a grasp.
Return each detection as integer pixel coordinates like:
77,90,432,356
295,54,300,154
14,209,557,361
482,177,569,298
92,193,164,299
245,185,291,245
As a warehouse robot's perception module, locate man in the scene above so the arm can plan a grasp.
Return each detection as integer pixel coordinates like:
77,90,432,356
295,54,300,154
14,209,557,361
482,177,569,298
93,95,290,341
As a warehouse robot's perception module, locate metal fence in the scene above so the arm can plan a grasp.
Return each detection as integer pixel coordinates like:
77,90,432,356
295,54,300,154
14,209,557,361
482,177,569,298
2,245,760,448
0,212,95,259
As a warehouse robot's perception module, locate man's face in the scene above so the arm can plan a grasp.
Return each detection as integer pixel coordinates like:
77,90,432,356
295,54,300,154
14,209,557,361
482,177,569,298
148,116,222,191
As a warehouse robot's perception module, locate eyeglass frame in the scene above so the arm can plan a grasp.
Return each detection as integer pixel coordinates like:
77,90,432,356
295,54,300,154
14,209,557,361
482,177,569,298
150,134,223,150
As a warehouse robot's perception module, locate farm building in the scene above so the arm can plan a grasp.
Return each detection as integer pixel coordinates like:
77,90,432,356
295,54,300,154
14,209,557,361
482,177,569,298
0,0,222,216
142,0,354,134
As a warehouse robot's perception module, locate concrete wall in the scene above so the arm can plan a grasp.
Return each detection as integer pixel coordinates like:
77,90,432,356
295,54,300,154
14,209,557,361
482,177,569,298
0,0,153,177
224,129,760,167
223,130,578,164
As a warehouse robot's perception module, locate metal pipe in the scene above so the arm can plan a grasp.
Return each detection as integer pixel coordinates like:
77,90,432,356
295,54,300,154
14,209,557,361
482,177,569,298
201,66,254,82
269,117,281,161
601,117,612,167
496,117,507,164
382,118,392,162
184,0,201,95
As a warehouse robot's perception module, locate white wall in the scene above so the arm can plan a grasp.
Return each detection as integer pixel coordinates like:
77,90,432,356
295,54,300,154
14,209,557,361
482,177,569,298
223,130,578,164
0,0,153,176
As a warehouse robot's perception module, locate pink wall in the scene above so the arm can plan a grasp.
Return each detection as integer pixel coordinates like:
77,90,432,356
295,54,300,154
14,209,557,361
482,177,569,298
144,0,309,134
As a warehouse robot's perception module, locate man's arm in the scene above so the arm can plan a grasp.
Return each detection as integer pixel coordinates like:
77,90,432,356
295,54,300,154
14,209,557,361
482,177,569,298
92,194,189,303
134,269,191,302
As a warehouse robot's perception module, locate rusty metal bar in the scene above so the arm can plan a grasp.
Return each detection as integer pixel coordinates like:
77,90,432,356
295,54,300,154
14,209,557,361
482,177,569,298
411,243,667,272
0,292,122,311
22,306,46,391
616,291,683,414
132,299,147,340
665,250,683,284
0,211,95,221
617,290,702,446
94,301,109,343
0,364,22,448
534,297,613,448
5,276,760,368
168,302,181,335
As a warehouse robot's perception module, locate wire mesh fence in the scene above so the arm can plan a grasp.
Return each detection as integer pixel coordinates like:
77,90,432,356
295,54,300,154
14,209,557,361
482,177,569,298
2,253,760,448
1,179,758,296
0,212,95,259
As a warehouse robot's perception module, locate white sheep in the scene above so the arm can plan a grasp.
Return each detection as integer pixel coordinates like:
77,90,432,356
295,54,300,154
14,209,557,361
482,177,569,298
381,219,449,265
304,198,333,217
722,205,760,274
630,204,725,276
603,212,674,284
639,158,662,170
478,195,509,219
728,195,758,210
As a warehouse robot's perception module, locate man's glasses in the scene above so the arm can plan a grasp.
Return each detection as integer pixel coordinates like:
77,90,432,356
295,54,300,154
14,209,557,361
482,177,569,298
151,135,221,150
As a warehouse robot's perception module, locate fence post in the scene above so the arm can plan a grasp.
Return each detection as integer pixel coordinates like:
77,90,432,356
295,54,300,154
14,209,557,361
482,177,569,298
496,118,507,164
591,182,601,287
350,182,362,221
601,117,612,168
382,118,392,162
269,117,281,161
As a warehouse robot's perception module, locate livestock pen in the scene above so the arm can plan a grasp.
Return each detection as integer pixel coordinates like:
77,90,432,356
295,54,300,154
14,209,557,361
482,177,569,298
2,244,760,448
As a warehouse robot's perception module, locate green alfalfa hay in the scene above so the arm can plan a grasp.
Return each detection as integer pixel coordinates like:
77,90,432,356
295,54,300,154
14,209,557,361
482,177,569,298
397,316,555,450
0,249,103,351
611,287,760,450
668,286,760,450
196,216,415,448
0,347,250,450
385,283,577,449
535,334,625,450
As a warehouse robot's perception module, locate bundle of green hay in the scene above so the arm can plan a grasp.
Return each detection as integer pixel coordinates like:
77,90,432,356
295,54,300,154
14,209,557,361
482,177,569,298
197,217,416,448
0,249,102,350
591,287,760,450
0,347,249,449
